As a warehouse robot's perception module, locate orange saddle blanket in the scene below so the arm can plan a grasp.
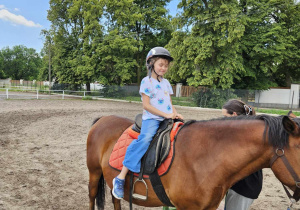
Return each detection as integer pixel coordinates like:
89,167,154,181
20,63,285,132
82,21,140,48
109,121,184,177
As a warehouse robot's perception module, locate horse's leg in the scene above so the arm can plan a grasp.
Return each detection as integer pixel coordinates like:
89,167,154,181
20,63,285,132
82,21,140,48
111,190,122,210
88,170,104,210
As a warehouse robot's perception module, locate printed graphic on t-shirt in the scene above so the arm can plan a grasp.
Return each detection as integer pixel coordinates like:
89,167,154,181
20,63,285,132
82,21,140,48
158,98,164,105
156,84,161,90
144,88,150,94
167,105,171,111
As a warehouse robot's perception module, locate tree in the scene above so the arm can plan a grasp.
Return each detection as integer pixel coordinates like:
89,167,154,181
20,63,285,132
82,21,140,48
0,45,42,80
0,51,6,78
104,0,174,84
39,30,54,82
167,0,246,89
47,0,104,90
167,0,300,90
47,0,174,87
234,0,300,89
272,1,300,87
95,29,138,85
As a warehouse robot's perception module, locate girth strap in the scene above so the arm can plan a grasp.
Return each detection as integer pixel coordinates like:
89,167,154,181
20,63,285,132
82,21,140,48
149,170,175,207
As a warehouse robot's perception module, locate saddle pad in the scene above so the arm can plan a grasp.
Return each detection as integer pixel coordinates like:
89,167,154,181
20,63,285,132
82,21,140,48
109,121,184,177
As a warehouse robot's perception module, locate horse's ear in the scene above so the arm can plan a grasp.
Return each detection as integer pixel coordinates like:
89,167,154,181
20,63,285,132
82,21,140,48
288,111,297,118
283,116,299,136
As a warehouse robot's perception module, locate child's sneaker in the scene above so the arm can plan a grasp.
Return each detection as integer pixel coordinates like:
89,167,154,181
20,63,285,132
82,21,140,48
112,177,125,199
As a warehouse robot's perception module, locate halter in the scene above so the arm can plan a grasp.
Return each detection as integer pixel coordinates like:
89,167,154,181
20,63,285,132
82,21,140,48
270,148,300,208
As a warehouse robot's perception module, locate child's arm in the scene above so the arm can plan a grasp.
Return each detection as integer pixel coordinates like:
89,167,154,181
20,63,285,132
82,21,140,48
142,93,176,119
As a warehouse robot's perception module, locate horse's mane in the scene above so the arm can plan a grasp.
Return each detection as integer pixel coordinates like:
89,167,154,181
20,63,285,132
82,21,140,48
185,115,299,148
92,117,102,126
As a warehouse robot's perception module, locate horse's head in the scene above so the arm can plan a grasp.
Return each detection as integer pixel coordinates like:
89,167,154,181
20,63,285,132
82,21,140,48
270,113,300,203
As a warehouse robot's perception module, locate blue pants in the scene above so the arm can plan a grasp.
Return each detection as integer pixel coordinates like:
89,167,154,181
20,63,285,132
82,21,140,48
123,119,160,173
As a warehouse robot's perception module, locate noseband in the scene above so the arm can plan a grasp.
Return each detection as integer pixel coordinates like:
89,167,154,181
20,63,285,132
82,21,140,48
270,148,300,206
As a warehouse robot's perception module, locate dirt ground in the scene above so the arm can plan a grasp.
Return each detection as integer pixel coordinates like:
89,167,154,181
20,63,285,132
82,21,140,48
0,99,299,210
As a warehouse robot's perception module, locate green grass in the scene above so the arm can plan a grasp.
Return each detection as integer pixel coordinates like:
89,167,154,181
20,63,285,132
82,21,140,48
257,109,300,116
105,96,198,107
82,96,93,100
121,96,141,102
171,96,197,107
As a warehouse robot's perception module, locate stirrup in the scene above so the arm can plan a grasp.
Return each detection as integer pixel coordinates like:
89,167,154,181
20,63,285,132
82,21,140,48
132,178,148,200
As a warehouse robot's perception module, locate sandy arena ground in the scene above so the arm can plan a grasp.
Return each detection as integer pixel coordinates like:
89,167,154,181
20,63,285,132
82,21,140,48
0,98,299,210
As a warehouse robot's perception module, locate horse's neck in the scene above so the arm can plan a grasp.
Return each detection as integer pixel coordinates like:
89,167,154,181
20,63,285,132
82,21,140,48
189,120,273,185
214,121,272,184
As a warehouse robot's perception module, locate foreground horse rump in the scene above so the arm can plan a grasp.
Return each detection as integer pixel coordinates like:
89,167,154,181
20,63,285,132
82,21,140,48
87,114,300,210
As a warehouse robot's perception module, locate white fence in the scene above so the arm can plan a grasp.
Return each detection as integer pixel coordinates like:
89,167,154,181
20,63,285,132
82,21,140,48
0,88,103,100
2,84,300,110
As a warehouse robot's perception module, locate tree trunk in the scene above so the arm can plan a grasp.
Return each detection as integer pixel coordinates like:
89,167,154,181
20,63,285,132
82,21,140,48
285,70,292,87
86,83,91,92
137,53,141,85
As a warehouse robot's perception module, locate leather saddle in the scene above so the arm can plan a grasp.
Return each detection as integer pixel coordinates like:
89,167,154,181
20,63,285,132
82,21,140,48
132,114,174,175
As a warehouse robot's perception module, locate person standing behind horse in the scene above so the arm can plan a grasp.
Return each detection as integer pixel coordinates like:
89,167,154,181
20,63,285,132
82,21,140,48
112,47,184,199
222,99,263,210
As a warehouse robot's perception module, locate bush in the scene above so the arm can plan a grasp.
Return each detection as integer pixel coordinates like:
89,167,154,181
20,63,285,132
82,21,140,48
193,89,238,109
51,83,82,91
101,85,126,98
82,96,93,100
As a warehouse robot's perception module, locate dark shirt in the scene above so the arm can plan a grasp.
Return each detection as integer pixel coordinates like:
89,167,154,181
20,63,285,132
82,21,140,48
230,170,263,199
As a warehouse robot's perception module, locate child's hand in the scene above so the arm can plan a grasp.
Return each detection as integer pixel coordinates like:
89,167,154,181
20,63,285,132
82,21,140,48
176,113,184,120
165,113,177,119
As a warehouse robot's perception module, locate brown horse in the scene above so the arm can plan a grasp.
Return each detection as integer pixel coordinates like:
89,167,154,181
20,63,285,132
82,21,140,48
87,114,300,210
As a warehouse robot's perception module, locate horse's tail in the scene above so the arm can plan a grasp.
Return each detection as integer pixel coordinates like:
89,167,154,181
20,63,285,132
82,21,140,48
96,174,106,210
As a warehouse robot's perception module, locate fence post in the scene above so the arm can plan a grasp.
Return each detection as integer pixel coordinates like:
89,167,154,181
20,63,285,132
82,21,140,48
176,83,182,97
37,89,39,99
84,91,86,97
63,90,64,99
257,90,261,111
6,88,8,99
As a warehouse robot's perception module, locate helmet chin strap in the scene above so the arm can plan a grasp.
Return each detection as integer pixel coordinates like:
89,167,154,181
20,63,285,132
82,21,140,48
148,65,161,82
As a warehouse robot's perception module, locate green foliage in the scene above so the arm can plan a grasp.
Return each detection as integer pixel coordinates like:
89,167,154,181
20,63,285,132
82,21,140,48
167,0,246,89
104,0,174,84
193,88,238,109
234,0,300,89
46,0,174,87
96,30,138,85
44,0,300,90
0,46,42,80
101,85,126,98
51,82,81,91
167,0,300,90
82,96,93,100
47,0,104,89
0,52,5,78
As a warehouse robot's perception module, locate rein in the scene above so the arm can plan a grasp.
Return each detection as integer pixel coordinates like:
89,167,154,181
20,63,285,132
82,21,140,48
270,148,300,208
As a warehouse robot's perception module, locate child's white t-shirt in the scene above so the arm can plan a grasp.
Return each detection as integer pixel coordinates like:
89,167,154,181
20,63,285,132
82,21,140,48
139,76,174,121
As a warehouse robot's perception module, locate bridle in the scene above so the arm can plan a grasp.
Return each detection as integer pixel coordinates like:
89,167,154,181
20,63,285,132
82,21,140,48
270,148,300,207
